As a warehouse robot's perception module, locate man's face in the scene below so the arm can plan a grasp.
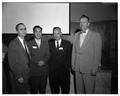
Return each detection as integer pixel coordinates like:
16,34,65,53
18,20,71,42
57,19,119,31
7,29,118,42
80,17,90,31
53,29,62,41
17,24,27,37
34,28,42,39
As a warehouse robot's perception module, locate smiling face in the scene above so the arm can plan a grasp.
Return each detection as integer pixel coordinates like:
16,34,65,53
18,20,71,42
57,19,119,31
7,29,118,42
53,28,62,41
17,24,27,38
79,17,90,31
34,28,42,39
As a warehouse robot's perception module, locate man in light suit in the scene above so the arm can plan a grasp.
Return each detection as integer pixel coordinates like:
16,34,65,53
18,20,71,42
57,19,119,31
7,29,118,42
49,27,72,94
28,25,49,94
8,23,30,94
72,15,102,93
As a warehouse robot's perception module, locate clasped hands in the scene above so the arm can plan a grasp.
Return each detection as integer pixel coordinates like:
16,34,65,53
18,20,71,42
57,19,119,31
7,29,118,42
18,77,24,83
38,60,45,67
18,60,45,83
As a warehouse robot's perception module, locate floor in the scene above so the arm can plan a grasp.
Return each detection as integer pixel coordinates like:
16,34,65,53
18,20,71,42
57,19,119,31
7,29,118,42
45,70,112,94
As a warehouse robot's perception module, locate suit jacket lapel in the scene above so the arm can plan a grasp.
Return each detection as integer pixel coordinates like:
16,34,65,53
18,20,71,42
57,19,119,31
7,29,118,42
75,30,92,52
16,37,27,55
80,30,92,50
60,39,64,48
33,39,39,48
52,40,58,51
39,39,44,49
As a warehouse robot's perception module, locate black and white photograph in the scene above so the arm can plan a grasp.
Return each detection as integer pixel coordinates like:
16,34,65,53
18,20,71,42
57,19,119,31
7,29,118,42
2,1,118,94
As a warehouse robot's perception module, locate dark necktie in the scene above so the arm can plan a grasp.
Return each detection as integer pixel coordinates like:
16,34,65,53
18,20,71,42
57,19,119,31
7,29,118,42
57,41,59,49
23,40,30,63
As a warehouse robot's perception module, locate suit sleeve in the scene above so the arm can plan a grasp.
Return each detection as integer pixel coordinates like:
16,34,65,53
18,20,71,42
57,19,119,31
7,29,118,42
8,42,22,79
71,34,77,70
66,41,72,69
93,33,102,71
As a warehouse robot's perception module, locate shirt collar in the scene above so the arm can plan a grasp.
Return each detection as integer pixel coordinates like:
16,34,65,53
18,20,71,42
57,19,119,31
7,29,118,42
18,36,24,42
35,38,41,42
81,29,89,35
55,38,62,43
86,29,89,34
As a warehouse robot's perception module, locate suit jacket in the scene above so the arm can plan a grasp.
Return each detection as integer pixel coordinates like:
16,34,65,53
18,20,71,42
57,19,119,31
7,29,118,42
49,39,72,72
8,37,30,81
28,38,50,76
72,30,102,73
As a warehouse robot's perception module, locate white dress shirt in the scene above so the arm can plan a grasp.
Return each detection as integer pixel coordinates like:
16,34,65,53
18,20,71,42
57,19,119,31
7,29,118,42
80,29,89,48
35,39,41,48
18,36,26,50
18,36,29,53
55,39,62,48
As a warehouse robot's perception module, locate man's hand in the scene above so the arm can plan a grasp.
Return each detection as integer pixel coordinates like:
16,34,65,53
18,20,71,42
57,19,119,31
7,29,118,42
38,60,45,67
70,68,75,75
18,77,24,83
72,65,75,71
2,52,6,62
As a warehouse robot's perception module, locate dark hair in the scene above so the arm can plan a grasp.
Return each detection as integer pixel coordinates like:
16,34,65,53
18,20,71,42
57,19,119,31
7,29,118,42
79,15,90,21
33,25,42,33
16,23,25,31
53,27,61,33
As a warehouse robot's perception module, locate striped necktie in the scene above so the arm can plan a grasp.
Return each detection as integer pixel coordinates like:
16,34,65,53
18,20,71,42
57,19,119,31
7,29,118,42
23,40,30,63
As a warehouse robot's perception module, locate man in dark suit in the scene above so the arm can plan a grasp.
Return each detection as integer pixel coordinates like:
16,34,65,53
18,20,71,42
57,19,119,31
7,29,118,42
8,23,30,94
49,27,71,94
72,15,102,93
28,25,49,94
